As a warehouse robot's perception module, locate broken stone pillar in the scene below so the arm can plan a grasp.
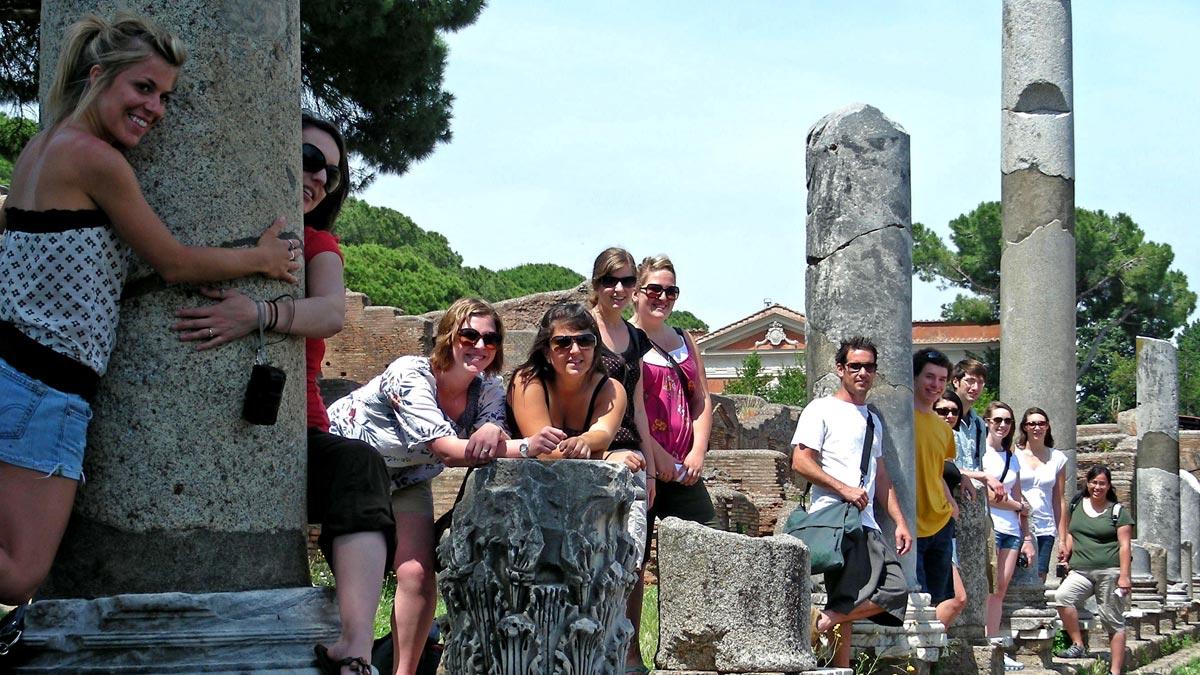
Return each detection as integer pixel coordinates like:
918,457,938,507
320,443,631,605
999,0,1077,504
1180,541,1194,601
805,103,915,584
39,0,308,597
437,460,640,674
653,517,815,673
950,485,990,640
1135,337,1181,582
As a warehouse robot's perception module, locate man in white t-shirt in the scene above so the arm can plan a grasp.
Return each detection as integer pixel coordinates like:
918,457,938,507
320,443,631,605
791,337,912,668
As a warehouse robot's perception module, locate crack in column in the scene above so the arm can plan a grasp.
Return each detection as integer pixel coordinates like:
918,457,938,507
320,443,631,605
806,223,907,266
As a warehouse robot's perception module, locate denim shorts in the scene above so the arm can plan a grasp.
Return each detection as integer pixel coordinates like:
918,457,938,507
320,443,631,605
995,532,1022,551
1035,535,1055,575
0,356,91,480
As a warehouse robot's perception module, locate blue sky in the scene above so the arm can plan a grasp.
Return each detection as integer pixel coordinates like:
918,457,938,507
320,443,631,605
362,1,1199,331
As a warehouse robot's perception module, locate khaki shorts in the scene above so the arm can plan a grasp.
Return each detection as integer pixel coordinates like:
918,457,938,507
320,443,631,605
391,480,434,516
1054,568,1127,633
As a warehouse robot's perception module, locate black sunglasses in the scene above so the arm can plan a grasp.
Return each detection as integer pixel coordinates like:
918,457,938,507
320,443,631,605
550,333,598,350
845,362,878,373
599,274,637,289
457,327,501,348
934,406,959,416
640,284,680,300
302,143,342,193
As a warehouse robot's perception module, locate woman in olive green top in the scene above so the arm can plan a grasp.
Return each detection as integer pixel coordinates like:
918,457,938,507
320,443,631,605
1053,465,1134,674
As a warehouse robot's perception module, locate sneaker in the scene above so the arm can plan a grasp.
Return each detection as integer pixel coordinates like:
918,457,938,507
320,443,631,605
1003,654,1025,671
1056,643,1088,658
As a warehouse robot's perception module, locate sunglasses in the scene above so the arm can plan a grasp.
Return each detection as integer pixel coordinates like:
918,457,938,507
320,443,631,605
989,417,1014,425
457,327,501,349
302,143,342,192
550,333,598,350
1024,420,1049,428
640,284,680,300
845,362,878,373
934,406,960,416
599,274,637,289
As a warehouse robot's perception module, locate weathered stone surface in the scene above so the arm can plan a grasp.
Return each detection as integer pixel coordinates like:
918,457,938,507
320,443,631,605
708,394,743,450
14,588,338,673
1182,471,1200,575
40,0,306,597
950,484,990,639
707,484,759,536
426,283,590,331
805,104,915,584
437,460,639,674
1001,0,1074,178
655,518,815,672
705,449,797,536
1136,337,1181,581
1000,0,1077,525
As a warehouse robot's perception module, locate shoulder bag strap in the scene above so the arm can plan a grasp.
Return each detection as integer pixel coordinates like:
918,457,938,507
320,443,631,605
858,410,875,488
999,449,1012,484
647,333,691,397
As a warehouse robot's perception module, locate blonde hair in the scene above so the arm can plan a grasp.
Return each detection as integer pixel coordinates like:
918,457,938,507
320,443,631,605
47,12,188,126
588,247,637,306
430,298,504,376
636,254,676,285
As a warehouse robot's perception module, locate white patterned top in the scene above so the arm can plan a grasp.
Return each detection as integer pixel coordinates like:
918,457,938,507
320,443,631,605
0,208,130,375
327,355,507,488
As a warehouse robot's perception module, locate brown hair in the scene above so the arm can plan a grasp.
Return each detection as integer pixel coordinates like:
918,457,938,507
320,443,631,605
47,12,187,126
984,400,1016,452
588,247,637,306
429,297,504,376
1018,406,1055,448
636,254,676,285
952,358,987,384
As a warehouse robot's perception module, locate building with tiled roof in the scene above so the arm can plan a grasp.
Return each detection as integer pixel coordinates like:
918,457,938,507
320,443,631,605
698,304,998,393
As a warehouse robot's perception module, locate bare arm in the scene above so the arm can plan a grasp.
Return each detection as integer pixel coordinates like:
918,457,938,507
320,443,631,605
876,460,912,555
1117,523,1134,590
791,445,866,509
507,375,571,457
84,145,298,284
554,380,626,460
173,251,346,348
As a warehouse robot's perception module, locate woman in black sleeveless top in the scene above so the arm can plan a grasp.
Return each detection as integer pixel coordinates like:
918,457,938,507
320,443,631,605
507,302,626,461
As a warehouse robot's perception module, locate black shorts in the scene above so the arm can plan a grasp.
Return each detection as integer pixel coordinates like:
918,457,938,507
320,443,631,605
308,429,396,570
645,478,717,563
824,526,907,626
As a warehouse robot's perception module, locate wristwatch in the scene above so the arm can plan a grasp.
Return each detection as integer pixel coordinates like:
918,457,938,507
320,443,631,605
518,440,530,458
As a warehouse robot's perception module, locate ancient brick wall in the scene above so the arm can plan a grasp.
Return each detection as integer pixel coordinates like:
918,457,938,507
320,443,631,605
321,292,432,385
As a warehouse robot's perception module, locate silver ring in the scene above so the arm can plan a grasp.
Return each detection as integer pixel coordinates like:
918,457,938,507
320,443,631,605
207,328,214,338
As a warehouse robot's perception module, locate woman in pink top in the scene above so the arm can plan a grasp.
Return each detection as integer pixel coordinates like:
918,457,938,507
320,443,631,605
632,255,715,554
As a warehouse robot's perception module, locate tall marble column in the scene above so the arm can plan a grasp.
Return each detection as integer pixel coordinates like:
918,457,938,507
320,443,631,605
1135,337,1180,582
999,0,1077,499
38,1,307,596
805,103,915,584
1182,470,1200,581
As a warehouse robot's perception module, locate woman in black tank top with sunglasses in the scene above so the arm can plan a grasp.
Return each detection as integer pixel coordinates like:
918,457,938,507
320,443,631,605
507,302,627,461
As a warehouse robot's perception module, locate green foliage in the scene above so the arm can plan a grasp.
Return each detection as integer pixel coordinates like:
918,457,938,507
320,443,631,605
724,353,808,407
914,202,1196,423
666,310,708,332
0,1,484,179
336,197,461,268
0,110,36,185
342,243,472,314
1180,320,1200,416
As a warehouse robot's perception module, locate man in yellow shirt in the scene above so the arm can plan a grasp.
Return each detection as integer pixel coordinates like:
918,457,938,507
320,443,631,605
913,348,960,625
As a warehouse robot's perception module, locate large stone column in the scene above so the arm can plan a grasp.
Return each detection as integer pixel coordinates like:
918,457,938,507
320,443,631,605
999,0,1077,497
805,103,915,584
436,460,639,674
1182,471,1200,580
38,1,307,596
1135,337,1181,582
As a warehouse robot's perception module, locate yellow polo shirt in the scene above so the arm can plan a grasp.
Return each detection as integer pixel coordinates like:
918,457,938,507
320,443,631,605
915,409,956,537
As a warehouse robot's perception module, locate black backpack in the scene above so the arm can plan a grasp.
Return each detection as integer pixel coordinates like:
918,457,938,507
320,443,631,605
1068,492,1123,528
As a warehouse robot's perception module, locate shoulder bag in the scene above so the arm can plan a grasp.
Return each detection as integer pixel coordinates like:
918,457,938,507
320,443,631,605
783,410,874,574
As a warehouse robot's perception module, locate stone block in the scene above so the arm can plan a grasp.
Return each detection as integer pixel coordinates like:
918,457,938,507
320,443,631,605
656,517,815,672
14,588,338,672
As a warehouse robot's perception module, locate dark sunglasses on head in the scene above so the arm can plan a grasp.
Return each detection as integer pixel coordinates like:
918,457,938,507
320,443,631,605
550,333,598,350
302,143,342,193
457,327,501,349
599,274,637,289
989,416,1013,425
640,284,680,300
845,362,877,373
934,406,959,416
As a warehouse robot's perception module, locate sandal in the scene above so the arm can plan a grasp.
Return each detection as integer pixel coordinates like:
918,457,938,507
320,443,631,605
314,643,377,675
